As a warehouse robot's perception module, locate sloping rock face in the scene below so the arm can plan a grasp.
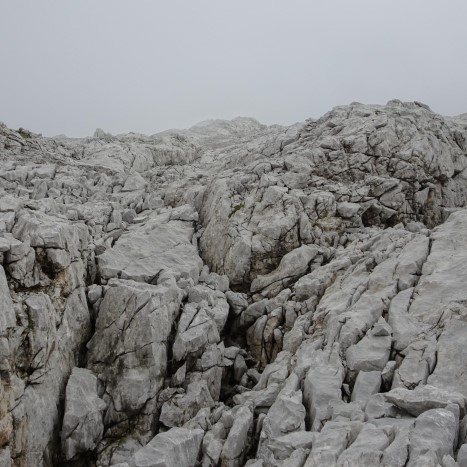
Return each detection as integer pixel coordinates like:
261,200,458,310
1,100,467,466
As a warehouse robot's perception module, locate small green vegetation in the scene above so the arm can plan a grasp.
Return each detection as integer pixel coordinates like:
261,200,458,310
18,128,32,139
229,202,244,218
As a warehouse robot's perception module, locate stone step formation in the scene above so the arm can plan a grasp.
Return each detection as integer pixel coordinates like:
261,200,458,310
0,100,467,466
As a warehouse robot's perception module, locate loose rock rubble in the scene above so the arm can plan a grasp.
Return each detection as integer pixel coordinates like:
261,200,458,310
0,101,467,466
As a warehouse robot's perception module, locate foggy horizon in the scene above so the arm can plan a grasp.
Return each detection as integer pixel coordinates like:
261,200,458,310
1,0,467,137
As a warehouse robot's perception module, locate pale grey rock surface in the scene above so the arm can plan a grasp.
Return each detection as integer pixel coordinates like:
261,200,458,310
126,427,203,467
97,208,202,283
220,404,253,467
61,367,106,460
1,100,467,466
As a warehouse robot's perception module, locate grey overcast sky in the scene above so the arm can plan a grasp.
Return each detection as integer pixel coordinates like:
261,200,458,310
1,1,466,137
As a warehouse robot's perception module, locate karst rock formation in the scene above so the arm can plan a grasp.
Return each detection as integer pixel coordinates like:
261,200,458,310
1,100,467,467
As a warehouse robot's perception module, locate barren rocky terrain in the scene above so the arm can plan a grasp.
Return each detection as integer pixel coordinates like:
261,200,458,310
1,99,467,466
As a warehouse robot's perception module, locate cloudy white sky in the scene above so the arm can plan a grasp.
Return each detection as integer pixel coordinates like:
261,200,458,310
1,1,466,137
